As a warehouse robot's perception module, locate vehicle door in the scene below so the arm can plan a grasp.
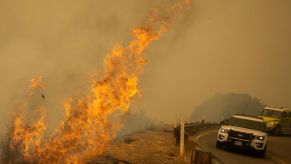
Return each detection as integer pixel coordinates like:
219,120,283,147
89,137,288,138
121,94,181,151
281,112,290,134
288,112,291,134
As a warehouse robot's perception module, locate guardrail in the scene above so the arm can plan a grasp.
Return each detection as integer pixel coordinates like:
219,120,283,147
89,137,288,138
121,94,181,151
174,122,219,145
173,122,220,164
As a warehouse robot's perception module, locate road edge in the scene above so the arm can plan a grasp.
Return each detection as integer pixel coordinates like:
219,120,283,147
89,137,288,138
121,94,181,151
194,130,289,164
193,129,225,164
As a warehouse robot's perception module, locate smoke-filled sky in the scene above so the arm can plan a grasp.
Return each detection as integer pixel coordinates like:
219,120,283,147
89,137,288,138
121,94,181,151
1,0,291,133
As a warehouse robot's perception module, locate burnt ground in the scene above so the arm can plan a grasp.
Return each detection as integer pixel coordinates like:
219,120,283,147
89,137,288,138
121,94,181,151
90,126,185,164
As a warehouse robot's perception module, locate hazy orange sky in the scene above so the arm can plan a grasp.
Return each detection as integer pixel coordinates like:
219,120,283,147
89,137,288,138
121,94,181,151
1,0,291,133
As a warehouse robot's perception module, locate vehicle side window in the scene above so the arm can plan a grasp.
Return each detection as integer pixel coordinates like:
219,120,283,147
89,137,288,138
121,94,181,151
282,112,288,119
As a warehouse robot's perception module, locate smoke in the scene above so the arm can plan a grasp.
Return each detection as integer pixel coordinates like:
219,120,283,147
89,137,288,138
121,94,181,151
1,0,291,137
141,0,291,122
0,0,162,136
1,0,192,163
117,110,159,136
190,93,264,122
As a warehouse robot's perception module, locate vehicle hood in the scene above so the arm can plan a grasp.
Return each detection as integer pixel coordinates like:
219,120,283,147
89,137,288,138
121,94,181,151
258,116,279,122
222,125,267,136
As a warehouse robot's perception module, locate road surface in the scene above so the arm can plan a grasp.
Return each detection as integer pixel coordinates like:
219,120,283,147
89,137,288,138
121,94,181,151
197,130,291,164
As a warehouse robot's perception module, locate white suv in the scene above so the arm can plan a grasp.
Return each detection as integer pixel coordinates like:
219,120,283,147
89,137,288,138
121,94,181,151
216,115,268,157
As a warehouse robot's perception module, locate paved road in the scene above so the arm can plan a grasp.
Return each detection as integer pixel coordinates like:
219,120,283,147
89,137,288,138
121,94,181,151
268,136,291,163
197,130,291,164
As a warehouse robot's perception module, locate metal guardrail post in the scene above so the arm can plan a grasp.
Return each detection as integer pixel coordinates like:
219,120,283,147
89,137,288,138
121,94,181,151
174,121,219,163
180,118,185,157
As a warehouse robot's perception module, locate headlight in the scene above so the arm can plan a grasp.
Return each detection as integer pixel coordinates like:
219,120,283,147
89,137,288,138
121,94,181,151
255,136,265,140
220,128,228,133
269,121,278,126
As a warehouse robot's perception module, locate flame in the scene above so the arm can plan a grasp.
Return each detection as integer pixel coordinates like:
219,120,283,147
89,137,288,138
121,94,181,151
29,76,44,90
28,76,45,99
6,0,191,163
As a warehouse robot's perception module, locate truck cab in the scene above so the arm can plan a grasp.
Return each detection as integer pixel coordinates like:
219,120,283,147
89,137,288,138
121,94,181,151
258,107,291,135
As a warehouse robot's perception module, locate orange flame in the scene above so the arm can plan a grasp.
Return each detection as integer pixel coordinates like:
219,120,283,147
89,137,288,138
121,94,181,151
28,76,45,99
7,0,191,163
29,76,44,90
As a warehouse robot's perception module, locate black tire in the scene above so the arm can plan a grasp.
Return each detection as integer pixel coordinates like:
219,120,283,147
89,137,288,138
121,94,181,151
216,141,223,149
256,145,267,158
273,126,281,136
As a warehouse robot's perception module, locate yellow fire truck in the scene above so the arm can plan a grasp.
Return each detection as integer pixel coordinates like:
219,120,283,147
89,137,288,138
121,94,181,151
258,107,291,135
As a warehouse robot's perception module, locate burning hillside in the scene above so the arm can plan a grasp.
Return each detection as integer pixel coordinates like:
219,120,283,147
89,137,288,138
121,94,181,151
2,0,191,163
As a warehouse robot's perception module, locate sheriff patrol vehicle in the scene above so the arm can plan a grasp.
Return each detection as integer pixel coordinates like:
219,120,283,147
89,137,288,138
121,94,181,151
216,115,267,157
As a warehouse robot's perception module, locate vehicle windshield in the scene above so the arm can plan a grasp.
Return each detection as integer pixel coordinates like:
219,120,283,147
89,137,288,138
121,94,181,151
229,117,266,131
260,109,282,118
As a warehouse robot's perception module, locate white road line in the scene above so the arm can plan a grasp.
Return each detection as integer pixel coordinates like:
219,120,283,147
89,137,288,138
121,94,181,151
194,129,217,143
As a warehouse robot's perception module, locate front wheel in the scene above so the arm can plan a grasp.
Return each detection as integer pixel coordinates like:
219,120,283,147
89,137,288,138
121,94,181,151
216,141,223,149
256,146,267,158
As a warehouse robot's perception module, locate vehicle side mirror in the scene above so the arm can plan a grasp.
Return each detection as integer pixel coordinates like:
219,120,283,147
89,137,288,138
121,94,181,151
220,119,229,125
